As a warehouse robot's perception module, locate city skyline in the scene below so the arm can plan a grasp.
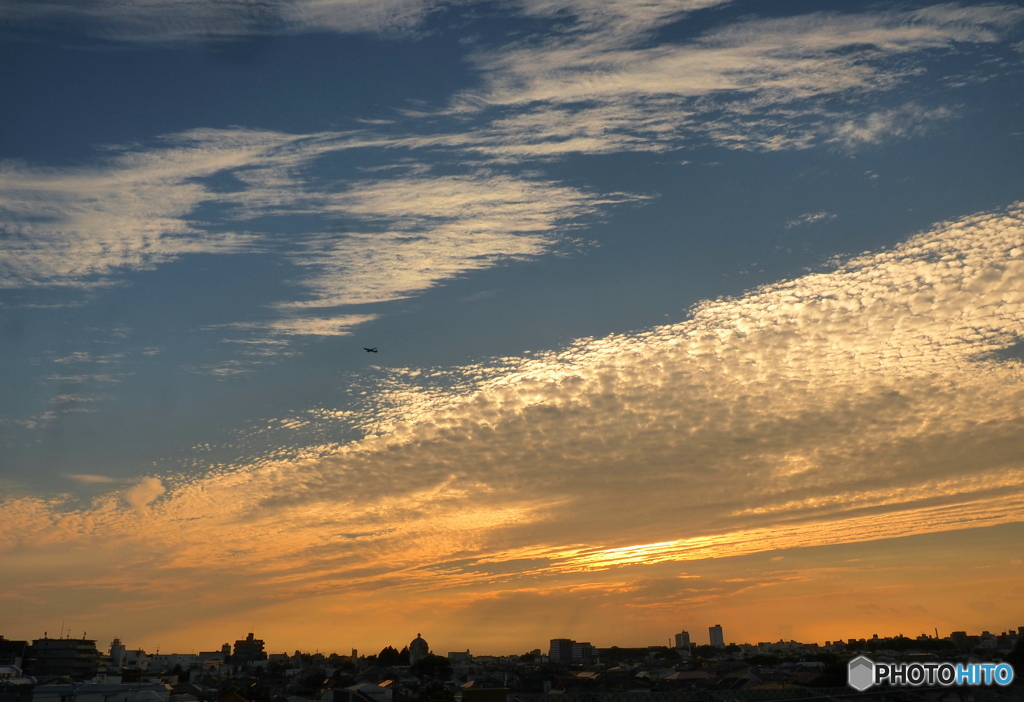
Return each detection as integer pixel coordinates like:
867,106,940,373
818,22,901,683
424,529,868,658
6,623,1021,661
3,0,1024,655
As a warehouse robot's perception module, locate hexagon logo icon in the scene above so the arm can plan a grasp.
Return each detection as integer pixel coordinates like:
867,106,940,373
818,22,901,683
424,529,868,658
848,656,875,691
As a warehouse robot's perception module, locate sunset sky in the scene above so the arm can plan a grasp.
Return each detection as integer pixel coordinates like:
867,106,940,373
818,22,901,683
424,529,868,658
2,0,1024,658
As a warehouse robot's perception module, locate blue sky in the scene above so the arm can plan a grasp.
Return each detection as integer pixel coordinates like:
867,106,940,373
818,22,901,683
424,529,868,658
2,0,1024,653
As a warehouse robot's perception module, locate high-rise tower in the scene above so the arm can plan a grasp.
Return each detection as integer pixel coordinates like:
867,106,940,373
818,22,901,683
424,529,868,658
709,624,724,648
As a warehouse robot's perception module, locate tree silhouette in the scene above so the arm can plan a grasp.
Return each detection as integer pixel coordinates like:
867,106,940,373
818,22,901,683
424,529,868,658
411,654,452,681
377,646,403,667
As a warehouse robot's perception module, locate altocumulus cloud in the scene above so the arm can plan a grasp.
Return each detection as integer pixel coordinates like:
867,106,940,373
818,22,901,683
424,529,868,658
1,202,1022,605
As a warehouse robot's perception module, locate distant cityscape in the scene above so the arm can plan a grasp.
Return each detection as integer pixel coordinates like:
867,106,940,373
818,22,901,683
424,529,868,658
1,624,1022,702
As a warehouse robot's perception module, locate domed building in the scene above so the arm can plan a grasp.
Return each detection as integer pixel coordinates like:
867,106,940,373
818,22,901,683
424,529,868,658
409,634,429,665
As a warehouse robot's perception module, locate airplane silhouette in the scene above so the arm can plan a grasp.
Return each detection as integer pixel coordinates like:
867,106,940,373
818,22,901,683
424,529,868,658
364,347,378,353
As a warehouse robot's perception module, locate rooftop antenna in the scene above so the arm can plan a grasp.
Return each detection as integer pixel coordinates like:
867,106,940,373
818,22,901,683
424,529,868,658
60,621,65,639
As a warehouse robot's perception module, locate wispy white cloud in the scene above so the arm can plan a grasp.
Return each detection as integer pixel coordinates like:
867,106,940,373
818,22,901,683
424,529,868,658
831,104,955,148
0,125,641,401
278,173,625,308
265,314,381,336
0,129,623,339
66,474,119,484
0,129,291,289
513,0,728,32
4,4,1020,332
785,211,837,229
443,4,1023,157
222,314,380,337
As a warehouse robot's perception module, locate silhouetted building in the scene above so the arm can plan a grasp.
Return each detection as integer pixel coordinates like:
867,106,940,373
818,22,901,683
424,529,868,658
548,639,595,663
108,638,126,669
548,639,573,663
409,635,429,666
674,631,690,649
231,633,267,665
709,625,724,648
0,637,28,668
25,638,100,680
572,642,596,662
122,649,149,671
448,651,470,665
